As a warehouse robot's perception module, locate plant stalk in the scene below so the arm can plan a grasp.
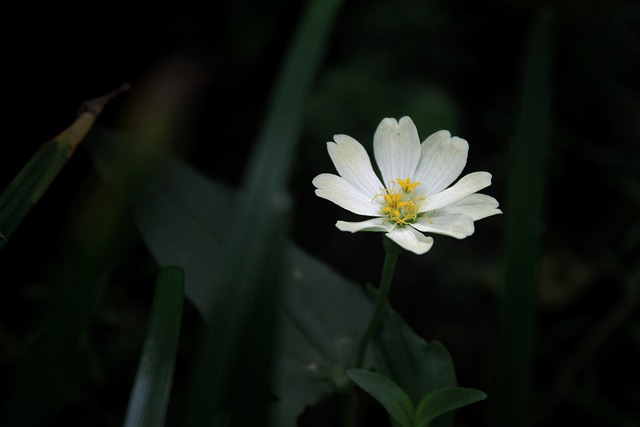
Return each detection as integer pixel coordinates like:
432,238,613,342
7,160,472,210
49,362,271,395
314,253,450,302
354,237,400,369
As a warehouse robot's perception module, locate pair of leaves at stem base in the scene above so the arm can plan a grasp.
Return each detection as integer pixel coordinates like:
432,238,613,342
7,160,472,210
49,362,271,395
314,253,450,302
349,369,486,427
361,306,486,427
87,129,486,426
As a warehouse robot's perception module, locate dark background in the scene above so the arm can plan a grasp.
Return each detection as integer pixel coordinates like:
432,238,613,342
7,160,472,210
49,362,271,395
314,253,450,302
1,0,639,425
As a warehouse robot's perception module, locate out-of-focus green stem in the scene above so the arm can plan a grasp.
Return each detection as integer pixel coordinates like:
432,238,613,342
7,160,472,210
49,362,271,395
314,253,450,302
491,8,554,427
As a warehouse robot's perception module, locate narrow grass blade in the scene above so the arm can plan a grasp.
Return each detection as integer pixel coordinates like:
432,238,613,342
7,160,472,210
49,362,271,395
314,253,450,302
491,9,554,427
0,84,128,250
123,266,185,427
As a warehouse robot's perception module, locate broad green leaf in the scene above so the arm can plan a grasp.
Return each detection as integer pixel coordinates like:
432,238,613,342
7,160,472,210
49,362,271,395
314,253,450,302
492,9,553,427
374,309,457,427
414,387,487,427
136,158,373,425
123,266,185,427
0,85,127,251
274,248,373,425
87,133,373,426
374,309,457,397
347,369,414,427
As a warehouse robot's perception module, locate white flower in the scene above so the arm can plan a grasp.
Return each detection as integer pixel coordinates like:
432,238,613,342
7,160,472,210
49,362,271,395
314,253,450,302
312,116,502,255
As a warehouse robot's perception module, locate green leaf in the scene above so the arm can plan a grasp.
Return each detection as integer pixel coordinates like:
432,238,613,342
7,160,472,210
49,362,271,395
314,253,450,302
374,309,457,427
414,387,487,427
347,369,415,427
87,133,373,426
0,85,127,251
123,266,185,427
136,159,373,425
374,309,457,397
274,249,374,425
131,158,229,318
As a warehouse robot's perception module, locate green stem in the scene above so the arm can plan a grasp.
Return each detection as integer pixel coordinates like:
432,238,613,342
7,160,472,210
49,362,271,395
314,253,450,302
342,387,357,427
354,237,400,369
345,238,401,427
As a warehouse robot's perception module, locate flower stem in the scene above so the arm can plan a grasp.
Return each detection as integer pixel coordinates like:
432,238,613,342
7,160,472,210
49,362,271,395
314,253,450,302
354,237,400,369
345,238,401,426
341,387,357,427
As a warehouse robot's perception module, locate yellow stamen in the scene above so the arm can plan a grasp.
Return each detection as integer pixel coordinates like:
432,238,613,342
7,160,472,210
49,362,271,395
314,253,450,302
397,177,420,193
377,181,427,225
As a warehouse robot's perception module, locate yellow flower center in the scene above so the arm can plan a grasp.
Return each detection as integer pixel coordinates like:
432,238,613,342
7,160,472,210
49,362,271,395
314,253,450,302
376,178,429,225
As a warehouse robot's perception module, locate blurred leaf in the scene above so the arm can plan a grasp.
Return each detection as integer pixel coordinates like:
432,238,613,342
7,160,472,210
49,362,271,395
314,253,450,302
123,266,185,427
348,369,414,427
491,8,554,427
0,84,128,251
87,133,373,426
274,248,374,425
414,387,487,427
0,273,109,427
374,308,458,427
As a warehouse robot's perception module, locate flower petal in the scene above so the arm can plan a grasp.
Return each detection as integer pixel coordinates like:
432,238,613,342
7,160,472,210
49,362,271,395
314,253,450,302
411,212,474,239
437,193,502,220
413,130,468,197
373,117,421,185
313,173,380,216
386,226,434,255
336,218,393,233
328,135,383,197
423,172,492,211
